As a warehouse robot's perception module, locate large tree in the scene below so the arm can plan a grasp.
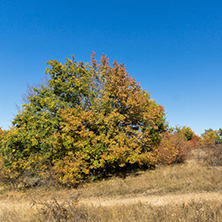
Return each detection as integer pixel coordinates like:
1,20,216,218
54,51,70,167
1,53,166,186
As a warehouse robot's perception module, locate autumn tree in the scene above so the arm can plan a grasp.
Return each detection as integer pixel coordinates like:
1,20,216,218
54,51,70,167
0,128,6,141
1,53,166,186
174,126,199,147
201,129,222,147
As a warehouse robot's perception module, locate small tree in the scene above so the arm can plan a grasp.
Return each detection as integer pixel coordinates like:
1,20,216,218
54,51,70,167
155,131,189,165
201,129,222,147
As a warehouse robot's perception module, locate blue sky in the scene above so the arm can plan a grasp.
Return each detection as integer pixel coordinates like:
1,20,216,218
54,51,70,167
1,0,222,135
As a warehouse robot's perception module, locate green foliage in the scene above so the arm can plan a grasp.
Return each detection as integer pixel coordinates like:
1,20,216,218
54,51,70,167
219,128,222,137
0,128,6,149
174,126,195,141
182,127,194,141
0,53,166,187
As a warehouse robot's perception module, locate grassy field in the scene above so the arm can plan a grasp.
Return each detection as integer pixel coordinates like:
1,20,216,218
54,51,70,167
1,154,222,221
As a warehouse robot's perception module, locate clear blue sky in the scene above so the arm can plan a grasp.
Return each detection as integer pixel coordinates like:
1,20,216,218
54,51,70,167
1,0,222,135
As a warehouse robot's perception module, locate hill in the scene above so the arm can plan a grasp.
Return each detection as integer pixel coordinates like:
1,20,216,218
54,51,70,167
1,152,222,221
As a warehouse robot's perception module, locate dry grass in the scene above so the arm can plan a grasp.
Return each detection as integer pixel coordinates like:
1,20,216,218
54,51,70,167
73,200,222,222
80,200,222,222
1,199,222,222
78,159,222,198
1,155,222,221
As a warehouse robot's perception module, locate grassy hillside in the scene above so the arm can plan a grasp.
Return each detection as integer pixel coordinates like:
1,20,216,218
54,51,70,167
1,152,222,221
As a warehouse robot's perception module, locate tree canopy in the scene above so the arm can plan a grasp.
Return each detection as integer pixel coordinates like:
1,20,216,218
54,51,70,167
1,53,166,186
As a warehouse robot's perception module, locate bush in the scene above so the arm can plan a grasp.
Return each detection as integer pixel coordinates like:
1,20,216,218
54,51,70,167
32,194,88,222
200,144,222,166
201,129,222,147
155,132,190,165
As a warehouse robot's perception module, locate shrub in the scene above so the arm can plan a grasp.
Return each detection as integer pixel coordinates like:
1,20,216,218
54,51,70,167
200,144,222,166
201,129,222,147
32,194,87,222
155,132,190,165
